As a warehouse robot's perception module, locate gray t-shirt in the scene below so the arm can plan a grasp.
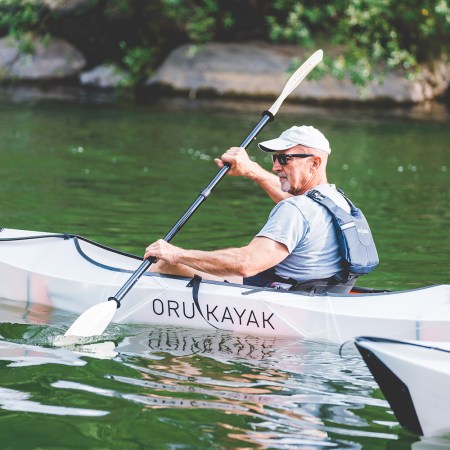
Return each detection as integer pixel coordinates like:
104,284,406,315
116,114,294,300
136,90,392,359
256,184,350,282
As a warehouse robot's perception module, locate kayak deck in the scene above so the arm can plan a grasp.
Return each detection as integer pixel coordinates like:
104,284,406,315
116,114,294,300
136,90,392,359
1,228,449,343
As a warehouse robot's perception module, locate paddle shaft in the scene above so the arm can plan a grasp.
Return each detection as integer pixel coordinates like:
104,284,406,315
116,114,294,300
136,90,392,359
110,111,274,304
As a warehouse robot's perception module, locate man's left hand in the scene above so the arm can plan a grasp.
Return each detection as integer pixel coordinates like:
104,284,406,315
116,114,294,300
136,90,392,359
145,240,182,265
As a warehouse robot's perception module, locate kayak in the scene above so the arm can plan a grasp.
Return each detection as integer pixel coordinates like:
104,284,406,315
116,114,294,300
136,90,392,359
355,336,450,437
1,228,449,343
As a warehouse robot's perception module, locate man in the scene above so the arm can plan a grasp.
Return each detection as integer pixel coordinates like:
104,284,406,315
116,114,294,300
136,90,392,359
144,125,355,292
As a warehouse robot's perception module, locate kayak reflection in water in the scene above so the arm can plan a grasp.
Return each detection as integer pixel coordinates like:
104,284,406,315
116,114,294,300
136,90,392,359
145,125,376,294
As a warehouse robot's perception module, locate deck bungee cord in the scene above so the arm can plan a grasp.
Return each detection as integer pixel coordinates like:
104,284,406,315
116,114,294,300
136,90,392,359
0,230,142,260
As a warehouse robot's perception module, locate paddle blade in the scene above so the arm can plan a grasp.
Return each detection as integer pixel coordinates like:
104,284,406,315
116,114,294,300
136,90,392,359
268,49,323,116
64,301,117,338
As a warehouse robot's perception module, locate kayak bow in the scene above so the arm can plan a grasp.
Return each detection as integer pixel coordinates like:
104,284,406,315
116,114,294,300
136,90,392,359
355,336,450,437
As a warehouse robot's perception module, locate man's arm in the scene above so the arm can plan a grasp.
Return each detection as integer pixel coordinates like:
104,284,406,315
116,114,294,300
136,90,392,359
144,236,289,278
215,147,291,203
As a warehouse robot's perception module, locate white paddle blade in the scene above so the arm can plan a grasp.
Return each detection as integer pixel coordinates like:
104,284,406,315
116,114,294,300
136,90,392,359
64,301,118,338
268,49,323,116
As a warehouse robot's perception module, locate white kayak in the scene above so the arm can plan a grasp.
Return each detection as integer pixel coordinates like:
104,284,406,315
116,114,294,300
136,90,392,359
355,337,450,437
1,228,449,344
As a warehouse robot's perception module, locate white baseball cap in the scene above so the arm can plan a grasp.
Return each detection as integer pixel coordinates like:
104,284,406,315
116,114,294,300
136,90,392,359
258,125,331,154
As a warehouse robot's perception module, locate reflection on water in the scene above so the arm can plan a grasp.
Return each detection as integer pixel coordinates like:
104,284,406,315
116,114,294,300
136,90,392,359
0,297,428,449
0,385,108,417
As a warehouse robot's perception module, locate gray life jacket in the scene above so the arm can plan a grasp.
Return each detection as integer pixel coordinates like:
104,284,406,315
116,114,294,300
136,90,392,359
306,187,379,277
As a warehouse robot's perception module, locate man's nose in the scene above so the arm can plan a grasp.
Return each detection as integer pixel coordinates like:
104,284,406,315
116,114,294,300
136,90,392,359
272,159,283,172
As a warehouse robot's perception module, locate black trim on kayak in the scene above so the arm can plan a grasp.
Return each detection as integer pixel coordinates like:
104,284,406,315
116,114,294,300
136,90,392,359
73,237,142,273
187,275,221,330
349,286,391,294
355,337,423,435
0,231,143,261
76,236,142,261
5,230,444,298
0,232,75,241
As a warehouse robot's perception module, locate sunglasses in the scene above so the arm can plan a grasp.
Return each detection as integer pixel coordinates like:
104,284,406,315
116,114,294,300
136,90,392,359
272,153,315,165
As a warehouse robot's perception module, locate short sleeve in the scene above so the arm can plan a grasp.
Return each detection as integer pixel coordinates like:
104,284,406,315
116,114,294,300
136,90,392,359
255,199,308,253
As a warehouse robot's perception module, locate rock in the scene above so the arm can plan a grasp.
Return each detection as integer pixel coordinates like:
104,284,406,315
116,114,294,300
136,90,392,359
147,42,304,97
0,37,86,81
80,64,129,88
41,0,93,14
147,42,450,104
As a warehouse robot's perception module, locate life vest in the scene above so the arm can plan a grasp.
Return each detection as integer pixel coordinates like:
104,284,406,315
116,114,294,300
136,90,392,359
306,187,379,277
243,188,378,293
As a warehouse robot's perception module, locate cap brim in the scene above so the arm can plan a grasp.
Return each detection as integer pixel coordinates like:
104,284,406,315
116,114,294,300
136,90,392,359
258,138,297,152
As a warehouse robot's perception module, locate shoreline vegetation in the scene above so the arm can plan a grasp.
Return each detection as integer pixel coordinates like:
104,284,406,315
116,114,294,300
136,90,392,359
0,0,449,106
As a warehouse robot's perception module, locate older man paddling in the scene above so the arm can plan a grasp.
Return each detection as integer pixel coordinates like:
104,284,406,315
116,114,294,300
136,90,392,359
145,125,377,293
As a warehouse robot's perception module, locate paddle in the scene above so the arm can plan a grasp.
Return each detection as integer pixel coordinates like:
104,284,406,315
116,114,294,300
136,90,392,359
63,49,324,339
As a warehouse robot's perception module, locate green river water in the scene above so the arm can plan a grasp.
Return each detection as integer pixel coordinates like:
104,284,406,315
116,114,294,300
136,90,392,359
0,93,449,449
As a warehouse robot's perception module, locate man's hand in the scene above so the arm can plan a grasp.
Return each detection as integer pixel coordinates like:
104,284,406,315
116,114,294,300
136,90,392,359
145,240,182,266
214,147,258,178
214,146,289,203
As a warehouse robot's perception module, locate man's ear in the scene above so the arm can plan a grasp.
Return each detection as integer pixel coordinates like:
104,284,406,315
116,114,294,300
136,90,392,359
311,155,322,171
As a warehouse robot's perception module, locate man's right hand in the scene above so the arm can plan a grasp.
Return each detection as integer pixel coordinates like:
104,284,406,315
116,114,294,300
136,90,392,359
215,146,288,203
214,147,258,178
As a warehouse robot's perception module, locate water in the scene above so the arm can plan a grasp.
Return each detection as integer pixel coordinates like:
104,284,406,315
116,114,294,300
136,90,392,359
0,93,449,448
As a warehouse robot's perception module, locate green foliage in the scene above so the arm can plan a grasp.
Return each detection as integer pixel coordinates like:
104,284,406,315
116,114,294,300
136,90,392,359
1,0,448,87
267,0,450,84
119,42,154,86
0,0,41,35
0,0,45,53
161,0,235,42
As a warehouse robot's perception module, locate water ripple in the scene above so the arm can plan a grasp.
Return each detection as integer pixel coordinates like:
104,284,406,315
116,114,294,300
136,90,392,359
0,387,108,417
